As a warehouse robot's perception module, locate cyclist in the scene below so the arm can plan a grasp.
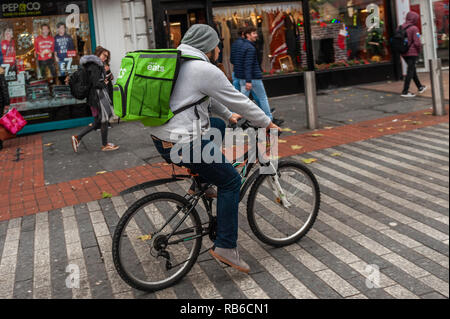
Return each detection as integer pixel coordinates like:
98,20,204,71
149,24,280,273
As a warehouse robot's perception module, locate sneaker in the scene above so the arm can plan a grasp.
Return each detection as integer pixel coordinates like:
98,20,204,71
71,135,80,153
188,180,217,198
101,143,119,152
401,92,416,98
209,247,250,273
418,86,427,94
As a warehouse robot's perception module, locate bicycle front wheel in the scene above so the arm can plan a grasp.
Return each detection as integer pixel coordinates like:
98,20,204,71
247,160,320,247
112,192,202,292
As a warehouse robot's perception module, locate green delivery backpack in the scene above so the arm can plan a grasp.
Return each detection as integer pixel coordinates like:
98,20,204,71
113,49,208,127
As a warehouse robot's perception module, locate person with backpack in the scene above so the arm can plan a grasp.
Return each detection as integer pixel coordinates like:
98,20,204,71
147,24,280,273
396,11,427,98
71,46,119,152
0,66,10,151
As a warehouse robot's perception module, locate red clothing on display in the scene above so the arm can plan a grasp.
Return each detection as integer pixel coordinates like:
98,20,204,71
1,40,16,65
34,35,55,61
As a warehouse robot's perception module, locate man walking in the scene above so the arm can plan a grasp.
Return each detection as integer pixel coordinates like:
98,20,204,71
400,11,427,98
236,26,282,126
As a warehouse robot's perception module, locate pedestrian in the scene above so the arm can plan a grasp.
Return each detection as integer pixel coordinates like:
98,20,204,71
236,26,283,126
71,46,119,152
400,11,427,98
0,66,11,151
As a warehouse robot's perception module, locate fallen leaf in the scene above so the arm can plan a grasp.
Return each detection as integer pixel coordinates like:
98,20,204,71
334,99,342,102
378,129,384,132
324,126,334,130
401,125,407,129
403,119,412,122
96,171,107,175
102,191,113,199
138,235,152,241
71,186,76,191
291,145,304,150
310,133,324,137
386,94,392,96
423,112,432,115
278,139,288,143
386,127,395,130
302,158,317,164
331,152,342,157
281,128,293,132
44,143,53,147
348,119,353,122
412,121,423,125
392,119,399,122
291,131,297,134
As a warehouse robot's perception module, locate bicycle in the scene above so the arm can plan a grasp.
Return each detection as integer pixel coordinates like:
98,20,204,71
112,119,321,292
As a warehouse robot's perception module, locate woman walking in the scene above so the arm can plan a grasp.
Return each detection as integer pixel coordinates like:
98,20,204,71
71,46,119,152
401,11,427,98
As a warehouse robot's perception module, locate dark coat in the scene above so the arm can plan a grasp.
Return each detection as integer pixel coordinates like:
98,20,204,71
79,55,107,110
401,11,422,57
234,39,263,82
0,70,10,115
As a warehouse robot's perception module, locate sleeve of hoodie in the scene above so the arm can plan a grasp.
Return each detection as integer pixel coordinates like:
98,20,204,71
199,65,271,129
411,26,421,52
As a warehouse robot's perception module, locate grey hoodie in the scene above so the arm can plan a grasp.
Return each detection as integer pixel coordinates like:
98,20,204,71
149,44,271,143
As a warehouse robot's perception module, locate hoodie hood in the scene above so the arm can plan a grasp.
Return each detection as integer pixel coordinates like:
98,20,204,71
80,55,104,67
405,11,419,26
177,43,210,63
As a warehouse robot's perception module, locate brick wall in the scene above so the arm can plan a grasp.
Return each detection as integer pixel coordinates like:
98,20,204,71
299,24,348,67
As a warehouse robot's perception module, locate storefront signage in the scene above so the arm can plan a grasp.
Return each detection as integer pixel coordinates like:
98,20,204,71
2,2,42,17
366,4,380,29
0,1,88,19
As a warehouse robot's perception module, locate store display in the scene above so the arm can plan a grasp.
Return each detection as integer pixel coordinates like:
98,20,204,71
1,1,93,118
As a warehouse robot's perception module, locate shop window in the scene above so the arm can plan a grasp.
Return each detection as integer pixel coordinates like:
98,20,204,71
309,0,391,70
0,1,93,115
213,2,305,79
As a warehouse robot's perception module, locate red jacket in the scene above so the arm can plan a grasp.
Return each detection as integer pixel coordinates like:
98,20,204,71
401,12,421,57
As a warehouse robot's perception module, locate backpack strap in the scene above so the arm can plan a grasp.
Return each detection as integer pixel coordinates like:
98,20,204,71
172,96,209,116
170,54,209,118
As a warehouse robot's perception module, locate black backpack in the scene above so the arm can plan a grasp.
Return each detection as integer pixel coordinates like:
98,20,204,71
391,25,412,54
69,66,90,100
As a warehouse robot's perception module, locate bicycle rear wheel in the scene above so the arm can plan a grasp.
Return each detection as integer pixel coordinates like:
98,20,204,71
112,192,202,292
247,160,320,247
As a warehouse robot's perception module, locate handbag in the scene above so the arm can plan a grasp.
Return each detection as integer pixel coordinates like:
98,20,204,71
0,108,27,134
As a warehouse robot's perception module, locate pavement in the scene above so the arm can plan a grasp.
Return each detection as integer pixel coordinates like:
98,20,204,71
0,72,448,299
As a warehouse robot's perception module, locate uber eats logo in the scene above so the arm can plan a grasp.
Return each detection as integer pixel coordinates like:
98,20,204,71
118,68,127,79
147,62,165,72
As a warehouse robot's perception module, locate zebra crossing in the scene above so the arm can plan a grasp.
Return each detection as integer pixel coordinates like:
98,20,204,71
0,123,448,299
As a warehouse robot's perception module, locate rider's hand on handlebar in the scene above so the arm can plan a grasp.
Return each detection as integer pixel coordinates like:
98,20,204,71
229,113,242,125
266,121,281,133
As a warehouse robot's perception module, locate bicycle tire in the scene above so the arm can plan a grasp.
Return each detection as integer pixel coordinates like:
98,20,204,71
247,160,320,247
112,192,203,292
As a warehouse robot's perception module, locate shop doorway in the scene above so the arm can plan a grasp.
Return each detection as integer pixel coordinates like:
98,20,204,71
165,9,207,48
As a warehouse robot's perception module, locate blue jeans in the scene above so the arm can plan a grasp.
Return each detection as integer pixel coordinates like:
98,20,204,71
240,79,272,120
152,118,241,249
233,73,261,107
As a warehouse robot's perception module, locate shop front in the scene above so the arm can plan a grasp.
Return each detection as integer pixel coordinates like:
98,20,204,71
151,0,398,97
0,0,96,134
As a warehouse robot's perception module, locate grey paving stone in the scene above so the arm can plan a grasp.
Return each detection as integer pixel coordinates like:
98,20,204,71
48,209,72,299
382,267,435,296
420,291,447,299
249,271,294,299
21,215,36,233
83,246,103,265
13,279,34,299
13,225,35,284
414,258,449,283
267,248,342,299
